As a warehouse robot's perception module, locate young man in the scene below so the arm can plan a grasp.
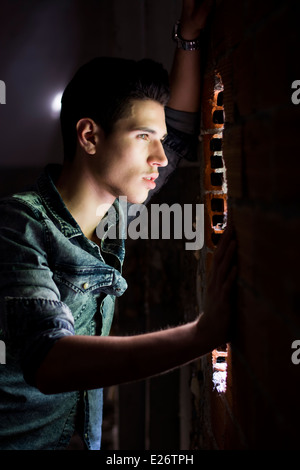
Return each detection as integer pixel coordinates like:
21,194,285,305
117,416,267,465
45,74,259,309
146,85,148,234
0,1,236,450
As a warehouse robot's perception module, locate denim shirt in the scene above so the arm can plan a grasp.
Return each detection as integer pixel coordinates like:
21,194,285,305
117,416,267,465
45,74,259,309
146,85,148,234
0,107,199,450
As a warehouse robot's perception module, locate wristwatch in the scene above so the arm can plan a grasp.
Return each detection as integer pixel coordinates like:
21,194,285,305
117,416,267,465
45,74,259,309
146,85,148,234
172,21,202,51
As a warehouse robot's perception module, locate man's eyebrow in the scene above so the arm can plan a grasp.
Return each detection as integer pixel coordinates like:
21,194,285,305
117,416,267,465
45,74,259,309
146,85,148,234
132,126,157,134
132,127,168,140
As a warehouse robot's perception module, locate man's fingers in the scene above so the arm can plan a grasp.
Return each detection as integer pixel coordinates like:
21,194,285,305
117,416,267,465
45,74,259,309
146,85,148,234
222,264,238,297
181,0,214,24
206,227,237,290
213,226,236,264
181,0,195,17
217,237,237,281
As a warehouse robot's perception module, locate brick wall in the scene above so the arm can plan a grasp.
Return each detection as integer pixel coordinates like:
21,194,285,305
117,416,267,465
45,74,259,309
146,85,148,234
192,0,300,450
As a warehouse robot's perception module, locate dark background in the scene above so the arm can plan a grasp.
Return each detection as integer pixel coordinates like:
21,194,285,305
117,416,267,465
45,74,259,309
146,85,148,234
1,0,300,451
0,0,181,190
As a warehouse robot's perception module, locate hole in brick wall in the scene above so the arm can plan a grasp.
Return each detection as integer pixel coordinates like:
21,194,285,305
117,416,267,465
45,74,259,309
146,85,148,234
211,198,224,212
212,214,224,229
204,72,229,393
216,356,226,363
212,348,228,393
212,110,224,124
210,154,223,169
210,172,223,187
210,138,222,151
217,91,223,106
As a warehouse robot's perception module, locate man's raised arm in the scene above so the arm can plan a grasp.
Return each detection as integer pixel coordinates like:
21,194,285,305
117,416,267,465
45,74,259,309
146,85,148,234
168,0,213,113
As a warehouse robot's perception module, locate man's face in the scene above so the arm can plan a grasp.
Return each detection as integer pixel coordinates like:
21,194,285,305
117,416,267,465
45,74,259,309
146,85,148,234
92,99,168,204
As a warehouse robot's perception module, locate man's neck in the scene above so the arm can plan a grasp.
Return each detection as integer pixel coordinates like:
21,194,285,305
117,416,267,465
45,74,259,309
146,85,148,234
55,160,115,241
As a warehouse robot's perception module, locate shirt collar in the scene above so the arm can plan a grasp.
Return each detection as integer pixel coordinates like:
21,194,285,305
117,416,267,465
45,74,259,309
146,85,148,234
36,164,82,239
35,164,125,255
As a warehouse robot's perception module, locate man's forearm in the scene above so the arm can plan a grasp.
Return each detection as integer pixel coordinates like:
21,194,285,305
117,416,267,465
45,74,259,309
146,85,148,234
36,317,211,395
36,227,237,396
168,47,201,113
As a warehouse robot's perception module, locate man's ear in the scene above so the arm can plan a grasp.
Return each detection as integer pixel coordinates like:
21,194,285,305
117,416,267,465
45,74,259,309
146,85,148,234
76,118,103,155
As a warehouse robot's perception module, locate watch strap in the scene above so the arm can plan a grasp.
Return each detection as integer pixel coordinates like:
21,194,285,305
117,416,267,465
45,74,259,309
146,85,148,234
172,21,202,51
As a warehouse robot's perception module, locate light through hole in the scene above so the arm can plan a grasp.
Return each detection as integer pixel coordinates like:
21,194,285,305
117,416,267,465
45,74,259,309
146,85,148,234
210,73,228,393
212,347,228,393
51,91,63,115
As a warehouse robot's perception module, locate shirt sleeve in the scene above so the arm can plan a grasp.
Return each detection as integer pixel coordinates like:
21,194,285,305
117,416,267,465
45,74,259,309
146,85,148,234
0,198,75,387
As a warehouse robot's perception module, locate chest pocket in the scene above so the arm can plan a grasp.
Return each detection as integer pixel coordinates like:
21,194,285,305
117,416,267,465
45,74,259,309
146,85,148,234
53,264,127,326
54,264,127,294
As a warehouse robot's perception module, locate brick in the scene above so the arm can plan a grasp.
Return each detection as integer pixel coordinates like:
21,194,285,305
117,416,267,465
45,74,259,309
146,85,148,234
210,387,245,449
231,205,256,287
210,0,245,60
209,348,249,449
210,0,229,59
229,350,258,448
223,125,244,198
251,210,300,321
217,55,235,124
254,6,298,111
234,288,287,387
243,0,289,28
232,36,258,117
232,205,300,329
242,117,273,202
269,106,300,201
201,69,221,130
231,286,300,448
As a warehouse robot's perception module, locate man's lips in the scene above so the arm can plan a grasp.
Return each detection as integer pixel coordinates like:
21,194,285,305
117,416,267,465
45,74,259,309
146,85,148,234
143,173,159,181
142,173,159,189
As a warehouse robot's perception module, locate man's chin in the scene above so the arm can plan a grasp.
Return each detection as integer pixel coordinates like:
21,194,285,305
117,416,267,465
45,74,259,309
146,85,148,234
126,192,148,206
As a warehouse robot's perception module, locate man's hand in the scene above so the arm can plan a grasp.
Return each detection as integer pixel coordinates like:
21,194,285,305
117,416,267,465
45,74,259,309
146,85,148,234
196,227,238,352
179,0,214,39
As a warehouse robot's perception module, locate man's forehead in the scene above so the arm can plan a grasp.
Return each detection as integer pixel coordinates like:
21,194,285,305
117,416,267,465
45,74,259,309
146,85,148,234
123,99,167,134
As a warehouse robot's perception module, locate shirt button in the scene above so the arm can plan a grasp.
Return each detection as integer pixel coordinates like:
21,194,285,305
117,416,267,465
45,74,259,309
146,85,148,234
82,282,89,290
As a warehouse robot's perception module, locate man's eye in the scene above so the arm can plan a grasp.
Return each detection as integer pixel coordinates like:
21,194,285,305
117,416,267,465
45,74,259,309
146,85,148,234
138,134,149,141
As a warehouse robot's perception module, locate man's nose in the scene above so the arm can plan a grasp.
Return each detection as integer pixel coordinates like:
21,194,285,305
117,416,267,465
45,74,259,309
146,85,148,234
147,141,168,167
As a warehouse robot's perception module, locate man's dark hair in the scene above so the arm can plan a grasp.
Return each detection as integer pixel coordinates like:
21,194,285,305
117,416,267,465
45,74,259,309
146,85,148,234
60,57,170,161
